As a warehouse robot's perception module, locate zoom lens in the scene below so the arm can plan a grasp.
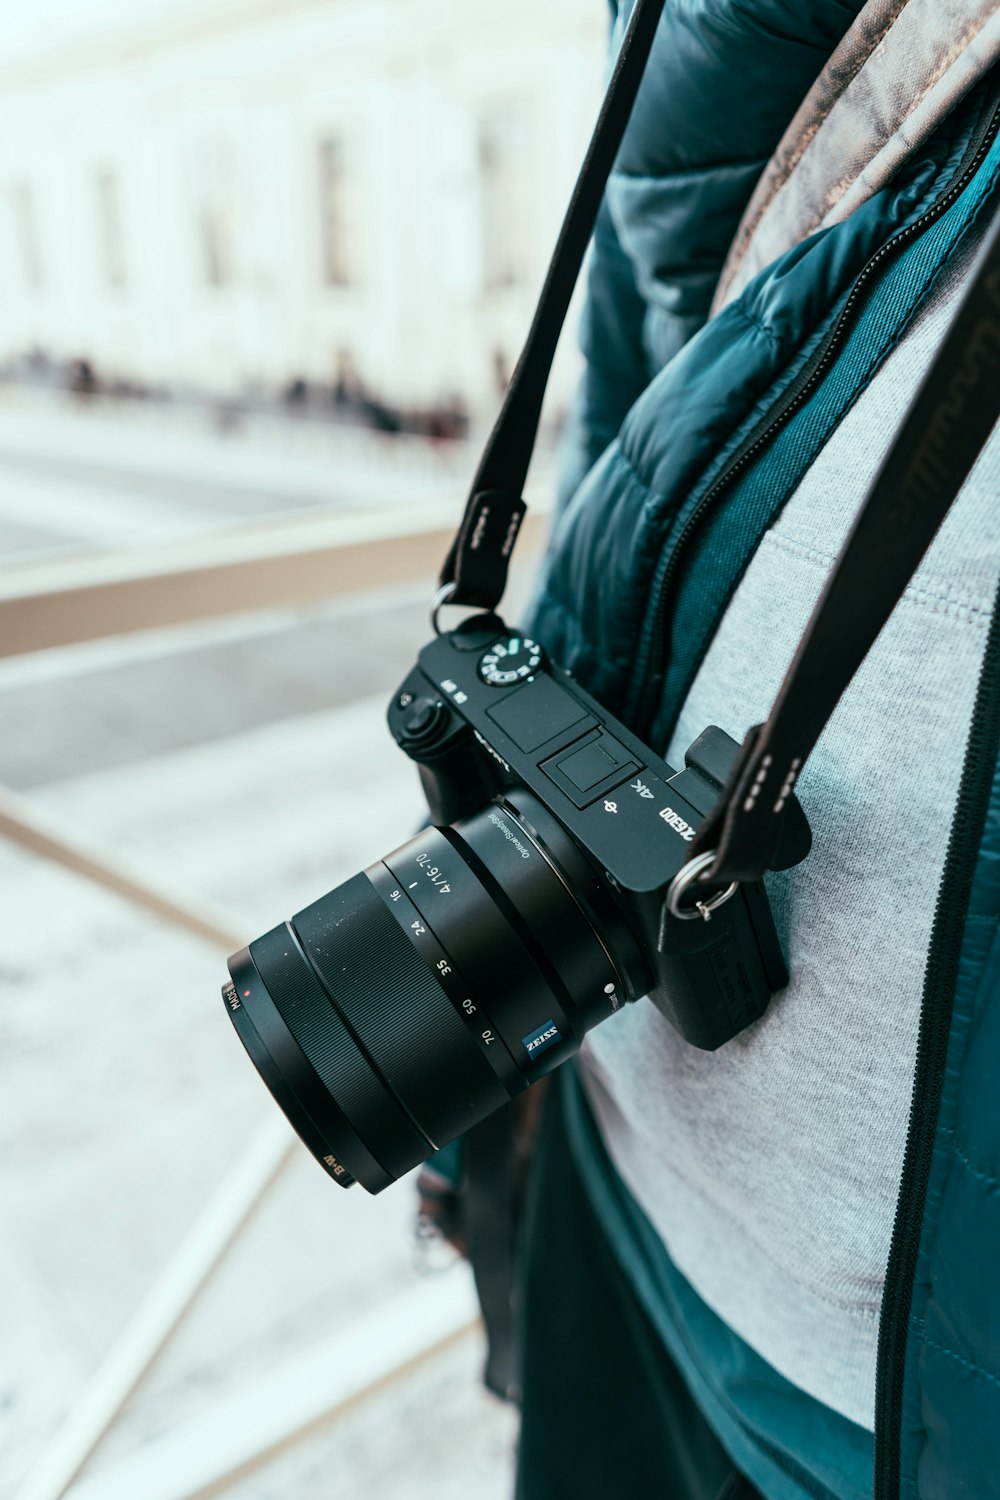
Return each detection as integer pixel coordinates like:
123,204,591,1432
222,793,639,1192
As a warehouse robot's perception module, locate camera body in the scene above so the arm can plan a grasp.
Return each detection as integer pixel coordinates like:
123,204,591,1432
388,612,805,1054
222,610,809,1194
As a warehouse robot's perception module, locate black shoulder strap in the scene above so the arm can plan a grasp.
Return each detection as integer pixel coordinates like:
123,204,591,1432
437,0,666,611
691,205,1000,885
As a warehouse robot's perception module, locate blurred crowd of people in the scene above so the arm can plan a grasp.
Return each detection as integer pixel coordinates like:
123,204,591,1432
0,342,477,444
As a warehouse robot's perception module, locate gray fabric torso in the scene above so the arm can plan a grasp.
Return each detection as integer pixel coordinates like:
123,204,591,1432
579,234,1000,1431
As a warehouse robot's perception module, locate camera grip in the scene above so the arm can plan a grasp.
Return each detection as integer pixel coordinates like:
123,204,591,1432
417,751,497,826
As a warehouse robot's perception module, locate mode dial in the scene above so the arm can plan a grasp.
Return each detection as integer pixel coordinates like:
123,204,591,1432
478,634,544,687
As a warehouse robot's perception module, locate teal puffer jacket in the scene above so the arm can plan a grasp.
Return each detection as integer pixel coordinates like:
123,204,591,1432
526,5,1000,1498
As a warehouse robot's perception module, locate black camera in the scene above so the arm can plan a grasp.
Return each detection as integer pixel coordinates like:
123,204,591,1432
222,613,809,1194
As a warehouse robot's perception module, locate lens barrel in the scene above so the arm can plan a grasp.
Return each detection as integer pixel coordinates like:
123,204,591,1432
223,795,634,1192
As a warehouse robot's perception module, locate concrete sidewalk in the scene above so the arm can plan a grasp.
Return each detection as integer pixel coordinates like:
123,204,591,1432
2,601,519,1499
0,393,478,562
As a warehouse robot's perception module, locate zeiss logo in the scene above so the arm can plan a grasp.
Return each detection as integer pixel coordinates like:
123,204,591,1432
522,1020,561,1059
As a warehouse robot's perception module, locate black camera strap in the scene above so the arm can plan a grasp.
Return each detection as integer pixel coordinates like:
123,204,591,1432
691,206,1000,885
437,0,666,611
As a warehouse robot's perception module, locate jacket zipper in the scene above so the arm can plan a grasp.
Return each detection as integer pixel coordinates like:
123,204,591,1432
630,94,1000,743
873,591,1000,1500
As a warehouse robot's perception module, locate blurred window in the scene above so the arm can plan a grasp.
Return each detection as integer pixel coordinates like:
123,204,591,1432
478,105,528,292
11,181,43,289
201,207,231,287
95,168,127,288
196,137,235,289
318,136,358,287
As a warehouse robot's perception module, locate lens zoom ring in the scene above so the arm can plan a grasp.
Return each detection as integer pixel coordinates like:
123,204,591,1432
293,873,506,1144
249,924,427,1178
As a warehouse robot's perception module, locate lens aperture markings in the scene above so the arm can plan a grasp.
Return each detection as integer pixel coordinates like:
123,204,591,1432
366,860,525,1094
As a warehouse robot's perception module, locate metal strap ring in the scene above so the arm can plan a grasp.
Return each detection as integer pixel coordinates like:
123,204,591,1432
665,850,739,923
430,581,458,636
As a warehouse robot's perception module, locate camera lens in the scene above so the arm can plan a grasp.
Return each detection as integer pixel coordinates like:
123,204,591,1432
223,793,639,1192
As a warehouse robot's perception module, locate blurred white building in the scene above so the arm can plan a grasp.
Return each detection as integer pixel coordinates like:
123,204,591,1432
0,0,607,409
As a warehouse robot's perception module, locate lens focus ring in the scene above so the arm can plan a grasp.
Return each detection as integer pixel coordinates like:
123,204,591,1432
292,873,507,1151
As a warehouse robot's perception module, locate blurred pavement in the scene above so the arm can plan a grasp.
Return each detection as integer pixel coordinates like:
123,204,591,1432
0,393,477,561
0,408,532,1498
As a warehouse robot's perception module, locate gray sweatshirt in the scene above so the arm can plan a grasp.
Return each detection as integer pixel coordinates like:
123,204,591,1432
579,232,1000,1432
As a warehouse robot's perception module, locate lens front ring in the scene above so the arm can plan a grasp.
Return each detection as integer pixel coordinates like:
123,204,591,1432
224,947,389,1191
